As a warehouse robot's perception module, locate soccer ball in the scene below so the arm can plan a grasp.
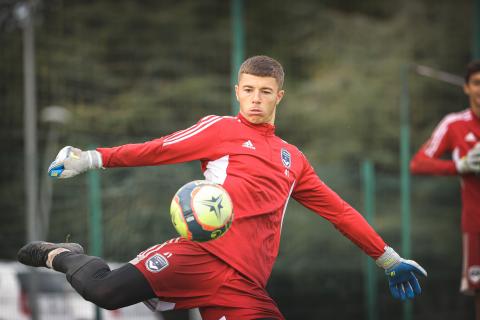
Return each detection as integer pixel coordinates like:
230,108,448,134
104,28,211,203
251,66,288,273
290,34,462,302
170,180,234,242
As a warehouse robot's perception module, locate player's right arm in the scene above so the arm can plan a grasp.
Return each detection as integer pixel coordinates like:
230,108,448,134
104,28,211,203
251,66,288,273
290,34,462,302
410,115,457,176
410,113,480,175
48,115,225,178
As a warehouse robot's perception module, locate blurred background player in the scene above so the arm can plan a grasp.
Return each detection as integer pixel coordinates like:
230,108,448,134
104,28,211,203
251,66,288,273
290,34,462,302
410,60,480,320
19,56,426,320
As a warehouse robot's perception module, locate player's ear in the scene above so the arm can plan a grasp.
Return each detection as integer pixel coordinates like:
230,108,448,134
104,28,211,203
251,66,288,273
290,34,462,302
276,89,285,106
464,83,470,96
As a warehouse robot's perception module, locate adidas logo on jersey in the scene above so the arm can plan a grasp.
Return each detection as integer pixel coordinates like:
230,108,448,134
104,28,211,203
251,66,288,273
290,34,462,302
242,140,256,150
465,132,477,142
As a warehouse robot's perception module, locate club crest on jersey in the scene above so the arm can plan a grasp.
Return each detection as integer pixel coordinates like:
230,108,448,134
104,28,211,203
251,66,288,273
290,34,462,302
281,149,291,168
145,254,169,273
468,266,480,284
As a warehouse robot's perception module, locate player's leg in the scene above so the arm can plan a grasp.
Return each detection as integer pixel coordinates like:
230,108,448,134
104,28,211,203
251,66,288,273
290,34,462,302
199,268,285,320
460,233,480,320
53,252,156,310
129,238,234,311
199,306,282,320
17,241,156,310
476,290,480,320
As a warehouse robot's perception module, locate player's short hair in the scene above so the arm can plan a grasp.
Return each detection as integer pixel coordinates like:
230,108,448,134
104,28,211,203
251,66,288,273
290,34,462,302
238,55,285,88
465,60,480,83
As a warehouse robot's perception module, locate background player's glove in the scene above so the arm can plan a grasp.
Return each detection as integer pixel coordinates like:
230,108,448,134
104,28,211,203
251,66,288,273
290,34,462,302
376,246,427,300
454,143,480,174
48,146,102,179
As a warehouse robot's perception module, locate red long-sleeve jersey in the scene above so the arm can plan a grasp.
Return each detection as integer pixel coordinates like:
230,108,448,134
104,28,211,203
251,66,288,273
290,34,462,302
98,113,386,287
410,108,480,232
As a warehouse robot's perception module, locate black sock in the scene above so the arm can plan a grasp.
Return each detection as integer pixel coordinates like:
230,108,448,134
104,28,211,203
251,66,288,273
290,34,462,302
52,251,79,273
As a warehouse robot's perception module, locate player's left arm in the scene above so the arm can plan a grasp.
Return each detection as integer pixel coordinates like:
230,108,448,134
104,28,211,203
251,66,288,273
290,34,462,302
292,154,427,300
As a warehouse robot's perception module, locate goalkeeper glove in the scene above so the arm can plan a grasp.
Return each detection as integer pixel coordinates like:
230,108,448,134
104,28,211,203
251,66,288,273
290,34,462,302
48,146,102,179
454,143,480,174
376,247,427,300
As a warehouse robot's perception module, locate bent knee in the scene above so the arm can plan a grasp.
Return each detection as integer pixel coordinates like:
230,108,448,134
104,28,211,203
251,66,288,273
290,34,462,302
83,284,122,310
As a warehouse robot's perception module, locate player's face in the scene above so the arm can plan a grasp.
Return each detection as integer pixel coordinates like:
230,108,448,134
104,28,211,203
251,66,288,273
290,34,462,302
464,72,480,115
235,73,284,124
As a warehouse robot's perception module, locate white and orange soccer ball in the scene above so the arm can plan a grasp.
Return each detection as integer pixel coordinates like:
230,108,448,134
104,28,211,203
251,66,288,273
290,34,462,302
170,180,234,242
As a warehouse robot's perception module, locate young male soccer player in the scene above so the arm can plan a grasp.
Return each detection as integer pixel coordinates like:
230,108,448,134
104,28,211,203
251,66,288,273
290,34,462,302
18,56,426,320
410,61,480,320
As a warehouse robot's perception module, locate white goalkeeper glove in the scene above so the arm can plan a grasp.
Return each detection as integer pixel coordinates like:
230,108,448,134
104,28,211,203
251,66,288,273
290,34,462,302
376,247,427,300
48,146,103,179
454,143,480,174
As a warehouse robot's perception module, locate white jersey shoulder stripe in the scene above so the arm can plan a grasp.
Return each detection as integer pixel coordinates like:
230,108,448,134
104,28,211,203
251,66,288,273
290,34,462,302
164,115,220,142
163,115,234,143
164,115,221,145
424,109,471,157
163,116,225,146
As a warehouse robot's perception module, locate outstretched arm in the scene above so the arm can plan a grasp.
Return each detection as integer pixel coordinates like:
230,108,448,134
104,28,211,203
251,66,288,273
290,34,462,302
293,154,427,300
48,115,225,178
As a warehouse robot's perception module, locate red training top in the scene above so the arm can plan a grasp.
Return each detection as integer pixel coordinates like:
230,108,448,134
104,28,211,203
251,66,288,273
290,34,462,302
98,113,386,287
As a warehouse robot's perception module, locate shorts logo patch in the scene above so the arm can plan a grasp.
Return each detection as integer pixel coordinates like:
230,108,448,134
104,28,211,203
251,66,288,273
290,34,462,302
468,266,480,284
146,254,169,273
281,148,291,168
